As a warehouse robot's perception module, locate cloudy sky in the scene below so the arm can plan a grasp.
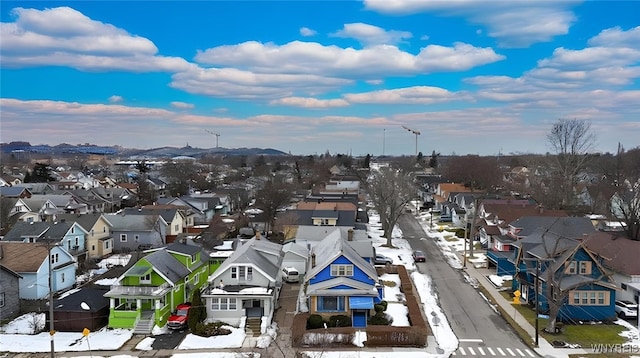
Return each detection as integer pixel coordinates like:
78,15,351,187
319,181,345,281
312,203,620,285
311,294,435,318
1,1,639,156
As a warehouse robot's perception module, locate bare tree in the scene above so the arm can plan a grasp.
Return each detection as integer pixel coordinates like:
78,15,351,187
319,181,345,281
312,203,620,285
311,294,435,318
365,167,415,247
443,155,501,190
254,176,293,239
613,180,640,241
546,119,597,208
274,211,300,242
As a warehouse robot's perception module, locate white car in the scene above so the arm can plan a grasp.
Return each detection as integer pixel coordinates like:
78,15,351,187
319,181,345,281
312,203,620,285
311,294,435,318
615,300,638,319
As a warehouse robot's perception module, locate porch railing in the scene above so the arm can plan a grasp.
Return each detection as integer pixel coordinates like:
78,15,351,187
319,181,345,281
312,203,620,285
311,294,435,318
108,282,171,296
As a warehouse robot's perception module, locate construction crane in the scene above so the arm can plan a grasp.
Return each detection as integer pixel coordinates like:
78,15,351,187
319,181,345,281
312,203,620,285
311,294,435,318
401,125,421,156
204,129,220,148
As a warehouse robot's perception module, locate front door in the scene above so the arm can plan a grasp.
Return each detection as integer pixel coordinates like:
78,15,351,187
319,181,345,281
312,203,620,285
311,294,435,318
352,310,367,328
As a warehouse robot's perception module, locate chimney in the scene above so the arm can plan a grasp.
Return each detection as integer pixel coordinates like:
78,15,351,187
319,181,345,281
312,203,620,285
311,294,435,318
255,231,261,240
311,253,316,268
348,228,354,241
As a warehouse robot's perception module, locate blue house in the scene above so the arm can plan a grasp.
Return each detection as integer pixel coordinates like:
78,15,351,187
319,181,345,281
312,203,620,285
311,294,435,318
512,228,617,324
304,233,382,328
3,220,89,267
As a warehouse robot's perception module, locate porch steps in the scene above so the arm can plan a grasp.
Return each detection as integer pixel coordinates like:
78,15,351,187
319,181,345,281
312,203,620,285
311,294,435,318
245,318,262,337
133,312,155,335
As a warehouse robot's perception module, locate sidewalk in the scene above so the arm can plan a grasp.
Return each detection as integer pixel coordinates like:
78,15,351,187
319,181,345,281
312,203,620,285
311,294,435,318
461,257,592,358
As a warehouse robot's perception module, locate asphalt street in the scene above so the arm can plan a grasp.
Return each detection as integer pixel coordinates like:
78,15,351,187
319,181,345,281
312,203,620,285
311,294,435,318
397,213,536,356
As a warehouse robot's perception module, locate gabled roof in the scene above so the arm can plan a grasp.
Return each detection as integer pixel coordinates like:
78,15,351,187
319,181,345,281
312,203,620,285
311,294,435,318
306,232,377,282
122,249,191,286
103,214,162,231
510,216,596,238
3,220,87,241
122,207,181,223
307,276,379,297
0,242,50,272
583,232,640,275
0,186,31,197
57,213,109,232
209,237,283,283
283,242,309,259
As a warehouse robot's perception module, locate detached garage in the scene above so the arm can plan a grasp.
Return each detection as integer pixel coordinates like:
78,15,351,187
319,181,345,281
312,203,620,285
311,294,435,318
51,287,110,332
282,242,308,278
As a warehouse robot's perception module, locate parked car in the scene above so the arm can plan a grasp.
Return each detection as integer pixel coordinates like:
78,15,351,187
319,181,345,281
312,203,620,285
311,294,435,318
374,254,393,265
412,250,426,262
167,303,192,330
615,300,638,319
282,267,300,283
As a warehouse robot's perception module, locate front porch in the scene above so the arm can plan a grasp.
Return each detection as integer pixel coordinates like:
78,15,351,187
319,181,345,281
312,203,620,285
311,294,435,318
105,283,172,330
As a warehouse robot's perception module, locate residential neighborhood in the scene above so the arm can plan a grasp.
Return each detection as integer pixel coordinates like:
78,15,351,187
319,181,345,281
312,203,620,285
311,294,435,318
0,143,639,357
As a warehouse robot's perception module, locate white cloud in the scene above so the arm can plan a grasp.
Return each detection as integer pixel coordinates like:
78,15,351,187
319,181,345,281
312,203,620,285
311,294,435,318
299,27,317,37
344,86,465,104
171,101,195,109
331,23,412,46
0,6,193,72
588,25,640,48
420,35,430,41
108,95,123,103
195,40,504,78
363,0,579,47
170,67,352,99
270,97,349,108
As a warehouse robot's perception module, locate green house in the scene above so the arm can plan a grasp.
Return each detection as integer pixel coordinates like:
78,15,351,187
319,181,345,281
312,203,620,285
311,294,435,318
105,242,219,333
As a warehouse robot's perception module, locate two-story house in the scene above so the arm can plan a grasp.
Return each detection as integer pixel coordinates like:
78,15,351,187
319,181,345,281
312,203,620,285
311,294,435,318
304,232,382,328
3,220,89,267
105,243,214,333
0,241,76,300
103,213,167,252
512,229,617,324
57,213,114,259
121,206,186,243
202,234,283,333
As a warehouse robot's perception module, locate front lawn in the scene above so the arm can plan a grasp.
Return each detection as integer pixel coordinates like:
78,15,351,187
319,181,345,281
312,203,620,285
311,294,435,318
499,291,627,347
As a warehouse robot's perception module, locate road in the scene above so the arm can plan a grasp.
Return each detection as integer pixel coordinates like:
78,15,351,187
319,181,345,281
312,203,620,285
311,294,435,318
398,214,537,357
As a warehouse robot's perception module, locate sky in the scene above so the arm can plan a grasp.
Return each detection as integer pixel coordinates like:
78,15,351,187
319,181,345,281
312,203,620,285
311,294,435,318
1,1,639,157
2,209,639,357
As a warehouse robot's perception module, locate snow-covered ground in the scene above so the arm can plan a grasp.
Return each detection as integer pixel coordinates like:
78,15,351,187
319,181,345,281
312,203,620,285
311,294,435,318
2,209,640,358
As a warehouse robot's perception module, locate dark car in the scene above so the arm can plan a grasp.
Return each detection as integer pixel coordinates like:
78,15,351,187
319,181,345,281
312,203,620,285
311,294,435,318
412,250,426,262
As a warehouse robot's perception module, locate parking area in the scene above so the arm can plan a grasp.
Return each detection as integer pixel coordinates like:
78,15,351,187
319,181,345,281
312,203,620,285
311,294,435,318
274,282,301,339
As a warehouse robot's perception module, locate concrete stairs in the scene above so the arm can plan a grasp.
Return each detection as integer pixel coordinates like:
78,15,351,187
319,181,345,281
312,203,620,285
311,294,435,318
133,311,155,335
245,318,262,337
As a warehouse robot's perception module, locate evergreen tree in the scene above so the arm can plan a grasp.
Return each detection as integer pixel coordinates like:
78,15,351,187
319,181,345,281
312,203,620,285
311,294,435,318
187,288,206,332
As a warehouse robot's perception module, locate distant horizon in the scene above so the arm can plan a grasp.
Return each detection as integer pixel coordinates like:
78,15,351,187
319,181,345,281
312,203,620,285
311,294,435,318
1,2,639,156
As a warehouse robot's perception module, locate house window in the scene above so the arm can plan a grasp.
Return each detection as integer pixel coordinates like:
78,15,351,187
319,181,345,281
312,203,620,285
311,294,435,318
233,266,252,280
0,292,4,307
75,237,79,246
191,254,197,264
569,290,610,306
134,235,140,242
211,298,237,311
193,273,199,284
565,261,577,274
330,264,353,277
320,218,330,226
120,234,127,242
91,245,95,251
71,227,74,234
105,241,110,249
91,229,95,236
231,267,237,279
579,261,592,274
141,273,151,284
103,226,106,233
317,296,345,312
61,272,65,283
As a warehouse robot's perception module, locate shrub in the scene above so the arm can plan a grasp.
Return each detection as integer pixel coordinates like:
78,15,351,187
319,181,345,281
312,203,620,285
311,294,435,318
379,300,388,311
368,314,391,325
193,321,232,337
328,315,351,327
374,304,385,314
307,314,325,329
187,289,206,332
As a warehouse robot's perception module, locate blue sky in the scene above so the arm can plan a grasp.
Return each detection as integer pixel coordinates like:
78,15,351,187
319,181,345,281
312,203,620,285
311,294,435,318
1,1,639,156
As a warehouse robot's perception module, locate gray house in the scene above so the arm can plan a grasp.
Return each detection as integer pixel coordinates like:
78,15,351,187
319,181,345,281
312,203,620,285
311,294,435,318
0,264,22,321
103,214,167,252
202,235,283,332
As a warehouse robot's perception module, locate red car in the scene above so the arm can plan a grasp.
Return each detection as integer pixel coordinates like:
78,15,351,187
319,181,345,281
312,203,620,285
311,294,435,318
167,303,191,330
412,250,426,262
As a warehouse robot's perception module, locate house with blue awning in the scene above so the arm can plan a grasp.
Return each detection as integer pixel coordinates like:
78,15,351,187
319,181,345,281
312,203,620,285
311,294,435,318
304,232,382,327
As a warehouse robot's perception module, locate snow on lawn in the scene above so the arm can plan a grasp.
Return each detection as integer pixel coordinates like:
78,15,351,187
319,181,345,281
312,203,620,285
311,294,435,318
303,352,435,358
177,326,246,349
489,274,513,288
1,314,133,353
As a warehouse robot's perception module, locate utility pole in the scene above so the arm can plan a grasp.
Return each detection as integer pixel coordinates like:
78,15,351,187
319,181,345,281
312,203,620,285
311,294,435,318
401,125,421,156
382,128,386,156
204,129,220,148
468,196,480,262
47,242,56,358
